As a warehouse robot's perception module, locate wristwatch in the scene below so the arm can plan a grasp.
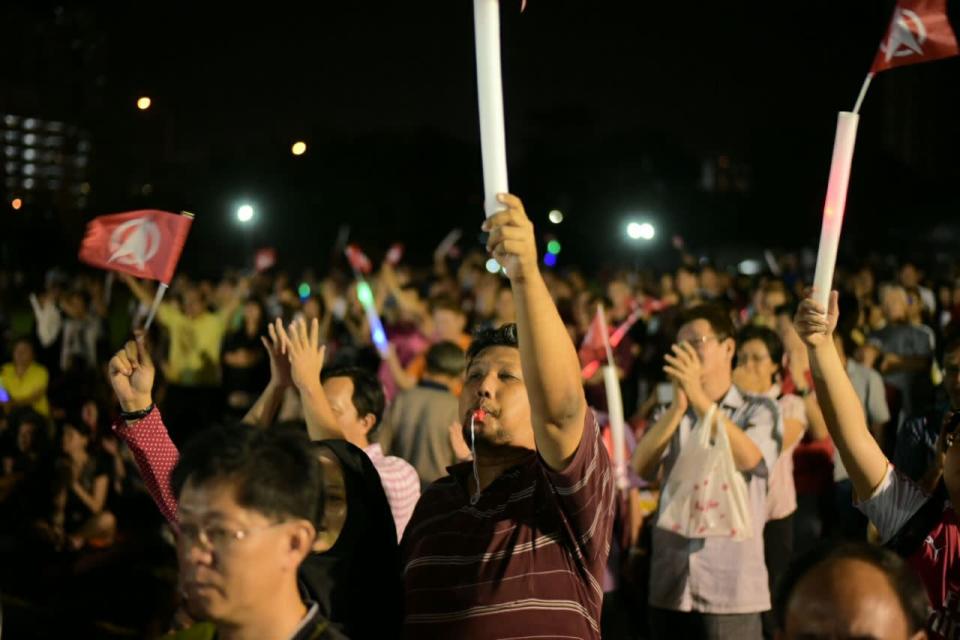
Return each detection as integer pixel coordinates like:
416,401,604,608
120,403,155,421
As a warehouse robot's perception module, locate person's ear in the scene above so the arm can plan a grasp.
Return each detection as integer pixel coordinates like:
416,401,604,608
287,520,317,566
723,338,736,361
360,413,377,435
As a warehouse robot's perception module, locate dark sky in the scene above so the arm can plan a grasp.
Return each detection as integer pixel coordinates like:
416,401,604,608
2,1,959,276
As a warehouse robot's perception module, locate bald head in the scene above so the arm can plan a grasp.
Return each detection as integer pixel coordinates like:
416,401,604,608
776,544,929,640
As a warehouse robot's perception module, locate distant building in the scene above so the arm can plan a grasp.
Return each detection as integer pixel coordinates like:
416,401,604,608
1,113,91,210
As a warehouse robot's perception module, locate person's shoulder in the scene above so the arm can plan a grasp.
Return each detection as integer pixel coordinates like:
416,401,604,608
410,473,464,517
741,390,779,416
385,453,419,475
29,361,49,375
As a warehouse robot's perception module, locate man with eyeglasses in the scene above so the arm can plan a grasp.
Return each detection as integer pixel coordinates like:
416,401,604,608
632,304,783,640
109,336,334,639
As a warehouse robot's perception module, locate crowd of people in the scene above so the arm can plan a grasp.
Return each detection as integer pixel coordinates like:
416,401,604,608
0,193,957,639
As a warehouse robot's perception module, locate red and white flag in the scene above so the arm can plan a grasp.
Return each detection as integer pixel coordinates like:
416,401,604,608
384,243,405,266
255,247,278,272
344,244,373,274
579,307,607,364
78,210,193,285
871,0,959,73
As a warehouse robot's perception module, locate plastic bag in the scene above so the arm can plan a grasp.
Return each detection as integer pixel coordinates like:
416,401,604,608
656,404,753,541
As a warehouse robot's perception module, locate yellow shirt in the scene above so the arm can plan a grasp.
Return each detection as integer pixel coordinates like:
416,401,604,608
157,304,231,386
0,362,51,417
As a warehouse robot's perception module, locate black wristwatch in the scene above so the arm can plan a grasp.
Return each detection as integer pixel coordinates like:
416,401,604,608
120,403,155,421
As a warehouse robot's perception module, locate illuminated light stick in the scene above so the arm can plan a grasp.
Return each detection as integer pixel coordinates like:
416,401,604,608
355,279,389,357
596,305,628,492
810,72,872,308
811,112,859,309
473,0,522,218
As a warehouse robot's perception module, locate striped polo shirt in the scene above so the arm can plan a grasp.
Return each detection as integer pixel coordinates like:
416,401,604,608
400,410,615,639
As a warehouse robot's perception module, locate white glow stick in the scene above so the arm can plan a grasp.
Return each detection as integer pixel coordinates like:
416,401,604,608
597,305,628,491
473,0,510,218
812,112,860,309
603,366,629,492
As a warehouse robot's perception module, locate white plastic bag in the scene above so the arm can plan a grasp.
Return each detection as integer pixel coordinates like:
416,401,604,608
656,404,753,541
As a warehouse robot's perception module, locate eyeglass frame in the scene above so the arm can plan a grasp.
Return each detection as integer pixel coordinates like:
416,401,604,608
177,520,289,553
682,334,727,350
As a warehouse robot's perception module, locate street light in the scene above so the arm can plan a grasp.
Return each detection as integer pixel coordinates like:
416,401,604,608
236,204,255,223
626,221,655,241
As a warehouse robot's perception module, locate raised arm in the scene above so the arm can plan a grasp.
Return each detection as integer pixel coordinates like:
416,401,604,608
108,333,179,525
795,292,889,500
485,193,586,470
382,345,417,392
241,319,293,429
665,342,763,472
120,273,155,307
632,380,687,480
277,318,342,442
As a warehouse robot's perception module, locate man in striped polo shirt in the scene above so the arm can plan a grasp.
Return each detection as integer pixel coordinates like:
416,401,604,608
400,193,615,639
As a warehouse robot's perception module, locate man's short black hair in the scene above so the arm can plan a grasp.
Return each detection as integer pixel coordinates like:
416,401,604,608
321,366,386,433
467,323,519,366
678,305,735,341
171,424,322,526
425,341,466,378
773,542,929,634
736,325,784,372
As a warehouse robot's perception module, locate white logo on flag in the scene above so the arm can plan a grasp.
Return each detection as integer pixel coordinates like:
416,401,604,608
108,217,161,269
881,8,928,62
925,535,944,562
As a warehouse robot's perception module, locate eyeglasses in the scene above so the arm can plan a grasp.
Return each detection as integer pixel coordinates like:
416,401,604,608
684,335,721,350
177,521,286,553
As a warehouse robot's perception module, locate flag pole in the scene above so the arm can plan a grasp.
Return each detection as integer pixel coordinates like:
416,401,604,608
104,271,114,308
143,210,193,330
144,283,168,330
852,72,874,115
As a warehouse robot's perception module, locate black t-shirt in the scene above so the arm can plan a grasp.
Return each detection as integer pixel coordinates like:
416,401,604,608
63,452,113,529
221,329,270,395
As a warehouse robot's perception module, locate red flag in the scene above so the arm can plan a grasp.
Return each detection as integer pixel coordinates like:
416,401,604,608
255,247,277,272
579,307,609,370
78,210,192,285
871,0,959,73
385,243,405,266
344,244,372,274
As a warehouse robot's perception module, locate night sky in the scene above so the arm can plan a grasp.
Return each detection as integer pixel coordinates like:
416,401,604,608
2,1,958,277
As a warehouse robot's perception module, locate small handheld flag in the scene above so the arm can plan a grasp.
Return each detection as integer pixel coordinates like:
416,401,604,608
78,209,194,330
